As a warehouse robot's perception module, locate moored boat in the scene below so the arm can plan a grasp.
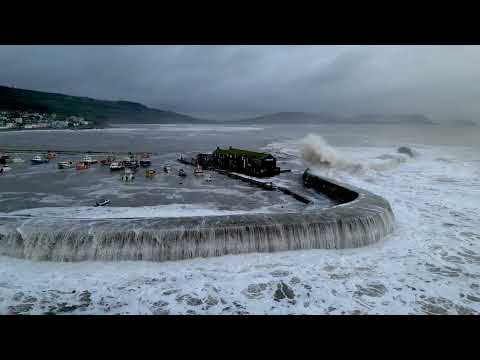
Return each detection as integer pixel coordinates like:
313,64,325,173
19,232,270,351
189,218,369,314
140,153,152,167
146,169,156,178
194,164,204,176
100,156,115,165
110,161,124,171
82,155,98,165
31,155,49,165
76,162,90,170
11,156,25,163
58,160,74,169
46,151,57,160
0,165,12,174
94,199,110,207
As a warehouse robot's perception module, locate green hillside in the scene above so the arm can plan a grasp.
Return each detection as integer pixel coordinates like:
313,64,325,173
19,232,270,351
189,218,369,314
0,85,200,125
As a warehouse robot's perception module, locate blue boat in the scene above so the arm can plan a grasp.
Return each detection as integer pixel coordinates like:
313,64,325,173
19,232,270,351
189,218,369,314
31,155,49,165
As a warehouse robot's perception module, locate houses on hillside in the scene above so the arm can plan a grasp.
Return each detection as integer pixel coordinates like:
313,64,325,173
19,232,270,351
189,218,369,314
0,110,92,130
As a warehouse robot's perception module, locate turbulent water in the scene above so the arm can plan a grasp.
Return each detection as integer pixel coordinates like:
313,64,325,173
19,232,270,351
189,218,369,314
1,123,480,314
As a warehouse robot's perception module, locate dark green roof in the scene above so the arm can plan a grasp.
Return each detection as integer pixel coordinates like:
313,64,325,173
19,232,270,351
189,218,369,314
214,147,273,160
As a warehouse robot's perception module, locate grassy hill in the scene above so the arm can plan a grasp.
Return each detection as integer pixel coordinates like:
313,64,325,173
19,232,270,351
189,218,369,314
0,85,201,126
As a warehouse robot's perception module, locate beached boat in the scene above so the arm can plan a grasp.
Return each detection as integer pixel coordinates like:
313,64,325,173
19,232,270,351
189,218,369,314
0,166,12,174
46,152,57,160
31,155,49,165
11,156,25,163
58,161,74,169
82,155,98,164
146,169,156,178
100,156,115,165
194,164,204,176
94,199,110,207
76,162,90,170
140,153,152,167
121,170,135,182
110,161,124,171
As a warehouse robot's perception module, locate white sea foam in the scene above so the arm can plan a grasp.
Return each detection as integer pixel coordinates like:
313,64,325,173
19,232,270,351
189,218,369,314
1,139,480,315
3,203,274,219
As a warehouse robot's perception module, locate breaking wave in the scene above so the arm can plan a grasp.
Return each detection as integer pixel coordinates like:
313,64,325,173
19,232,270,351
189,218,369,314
300,134,413,172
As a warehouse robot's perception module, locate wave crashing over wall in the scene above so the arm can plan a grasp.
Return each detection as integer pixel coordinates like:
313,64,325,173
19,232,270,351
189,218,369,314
0,170,395,262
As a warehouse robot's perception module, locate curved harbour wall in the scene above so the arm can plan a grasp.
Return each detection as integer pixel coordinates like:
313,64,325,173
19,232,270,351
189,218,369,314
0,169,395,262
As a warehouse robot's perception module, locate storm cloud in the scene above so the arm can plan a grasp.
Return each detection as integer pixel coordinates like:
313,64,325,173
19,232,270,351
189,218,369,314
0,45,479,121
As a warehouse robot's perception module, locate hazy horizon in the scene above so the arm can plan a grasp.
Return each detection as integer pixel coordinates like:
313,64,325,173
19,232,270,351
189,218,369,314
1,45,479,123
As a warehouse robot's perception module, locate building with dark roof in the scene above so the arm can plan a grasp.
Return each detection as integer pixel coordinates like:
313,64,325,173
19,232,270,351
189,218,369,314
211,146,280,177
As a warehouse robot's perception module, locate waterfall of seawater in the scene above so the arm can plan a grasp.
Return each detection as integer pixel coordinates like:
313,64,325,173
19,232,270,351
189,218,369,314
0,170,395,262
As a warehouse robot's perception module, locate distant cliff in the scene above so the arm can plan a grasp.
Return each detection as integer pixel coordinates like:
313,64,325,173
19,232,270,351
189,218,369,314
236,111,436,125
0,85,202,126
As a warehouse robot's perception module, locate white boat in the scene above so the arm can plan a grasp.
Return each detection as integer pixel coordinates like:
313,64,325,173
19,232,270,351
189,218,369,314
0,165,12,174
164,166,171,173
121,173,135,182
11,157,25,163
94,199,110,207
58,161,74,169
31,155,48,165
82,155,98,164
205,174,213,182
110,161,124,171
194,164,204,176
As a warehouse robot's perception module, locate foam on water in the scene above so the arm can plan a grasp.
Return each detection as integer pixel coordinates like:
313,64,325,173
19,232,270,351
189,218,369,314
1,133,479,314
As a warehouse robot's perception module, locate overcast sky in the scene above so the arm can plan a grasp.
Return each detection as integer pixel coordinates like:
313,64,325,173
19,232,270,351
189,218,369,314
0,45,479,121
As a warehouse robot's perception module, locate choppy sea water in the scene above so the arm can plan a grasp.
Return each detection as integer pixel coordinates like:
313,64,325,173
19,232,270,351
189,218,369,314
1,123,479,314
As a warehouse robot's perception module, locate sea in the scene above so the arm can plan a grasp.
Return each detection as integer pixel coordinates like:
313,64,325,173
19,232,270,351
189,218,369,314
0,122,479,314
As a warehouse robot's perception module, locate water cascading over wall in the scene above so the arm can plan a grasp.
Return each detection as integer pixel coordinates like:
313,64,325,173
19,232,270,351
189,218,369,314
0,169,395,262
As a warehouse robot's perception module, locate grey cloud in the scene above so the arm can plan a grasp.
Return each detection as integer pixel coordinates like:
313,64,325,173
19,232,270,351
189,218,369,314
0,45,479,121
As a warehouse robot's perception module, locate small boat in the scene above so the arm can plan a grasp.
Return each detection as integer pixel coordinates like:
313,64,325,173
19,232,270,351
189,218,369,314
163,166,171,174
110,161,124,171
11,156,25,163
94,199,110,207
124,158,140,169
178,169,187,177
100,156,115,166
82,155,98,165
140,153,152,167
31,155,49,165
205,174,213,182
194,164,204,176
46,151,57,160
146,169,156,178
121,172,135,182
58,161,74,169
76,162,90,170
0,166,12,174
